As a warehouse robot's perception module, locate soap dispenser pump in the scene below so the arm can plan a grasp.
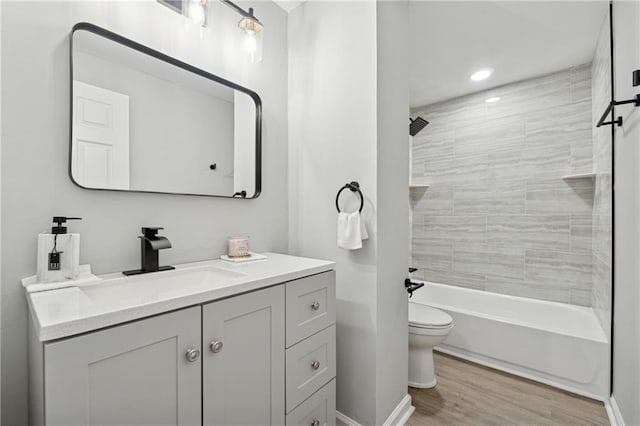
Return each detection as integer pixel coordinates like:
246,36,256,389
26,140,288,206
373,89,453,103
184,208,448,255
37,216,82,283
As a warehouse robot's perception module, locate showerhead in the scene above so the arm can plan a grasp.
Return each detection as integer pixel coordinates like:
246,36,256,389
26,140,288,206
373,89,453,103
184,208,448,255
410,116,429,136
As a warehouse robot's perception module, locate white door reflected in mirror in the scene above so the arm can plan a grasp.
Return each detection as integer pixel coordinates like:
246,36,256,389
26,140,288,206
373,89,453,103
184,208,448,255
72,81,130,190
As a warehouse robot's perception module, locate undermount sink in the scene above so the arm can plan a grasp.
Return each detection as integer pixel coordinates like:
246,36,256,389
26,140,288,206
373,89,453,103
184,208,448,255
80,266,248,306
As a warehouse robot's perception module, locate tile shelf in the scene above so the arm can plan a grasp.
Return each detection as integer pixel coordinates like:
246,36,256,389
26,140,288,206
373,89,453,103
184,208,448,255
562,173,596,180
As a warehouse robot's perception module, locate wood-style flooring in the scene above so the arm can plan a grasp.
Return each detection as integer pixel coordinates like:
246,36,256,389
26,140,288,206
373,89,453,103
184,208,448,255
407,352,609,426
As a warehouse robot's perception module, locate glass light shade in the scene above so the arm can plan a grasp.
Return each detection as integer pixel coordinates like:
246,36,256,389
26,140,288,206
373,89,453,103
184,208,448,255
185,0,207,27
238,16,263,64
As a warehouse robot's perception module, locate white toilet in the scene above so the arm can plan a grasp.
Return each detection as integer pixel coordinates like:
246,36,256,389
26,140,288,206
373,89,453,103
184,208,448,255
408,301,454,388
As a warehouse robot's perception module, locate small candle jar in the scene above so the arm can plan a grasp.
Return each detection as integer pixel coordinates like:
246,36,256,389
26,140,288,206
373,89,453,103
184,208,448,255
227,236,250,257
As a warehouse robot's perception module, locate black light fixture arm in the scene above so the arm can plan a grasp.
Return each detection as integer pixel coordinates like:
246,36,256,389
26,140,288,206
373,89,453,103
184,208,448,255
220,0,260,22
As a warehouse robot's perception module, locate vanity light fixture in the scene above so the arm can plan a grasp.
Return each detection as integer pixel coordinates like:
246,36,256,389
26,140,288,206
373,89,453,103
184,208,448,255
470,68,493,81
221,0,264,63
485,96,501,103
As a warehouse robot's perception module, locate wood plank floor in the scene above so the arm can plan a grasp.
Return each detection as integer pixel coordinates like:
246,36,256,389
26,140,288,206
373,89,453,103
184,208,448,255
407,352,609,426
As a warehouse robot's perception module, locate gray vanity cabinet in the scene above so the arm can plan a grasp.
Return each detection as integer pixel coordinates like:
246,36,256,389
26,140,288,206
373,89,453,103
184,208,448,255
43,306,202,426
202,285,285,425
31,269,336,426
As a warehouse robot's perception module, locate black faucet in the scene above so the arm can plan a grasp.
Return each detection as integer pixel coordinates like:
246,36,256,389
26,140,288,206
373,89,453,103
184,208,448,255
123,227,175,276
405,267,424,298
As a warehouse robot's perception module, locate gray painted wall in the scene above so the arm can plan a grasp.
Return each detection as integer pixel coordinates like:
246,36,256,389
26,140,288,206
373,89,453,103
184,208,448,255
289,2,411,424
410,65,595,306
1,1,288,424
288,4,379,423
375,2,410,422
612,1,640,424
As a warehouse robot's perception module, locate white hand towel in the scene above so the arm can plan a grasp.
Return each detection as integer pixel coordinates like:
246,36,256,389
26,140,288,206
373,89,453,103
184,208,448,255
338,212,364,250
360,216,369,241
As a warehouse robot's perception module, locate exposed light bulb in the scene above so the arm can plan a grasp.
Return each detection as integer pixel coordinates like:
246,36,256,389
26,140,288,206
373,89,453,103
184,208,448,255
244,33,257,56
186,0,207,27
238,15,263,64
470,68,493,81
485,96,501,103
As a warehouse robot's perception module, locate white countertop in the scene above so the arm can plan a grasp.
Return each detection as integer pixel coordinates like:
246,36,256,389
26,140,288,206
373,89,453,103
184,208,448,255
26,253,335,342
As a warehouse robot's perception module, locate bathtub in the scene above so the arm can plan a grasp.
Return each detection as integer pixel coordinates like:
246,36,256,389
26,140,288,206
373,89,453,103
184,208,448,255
410,281,610,401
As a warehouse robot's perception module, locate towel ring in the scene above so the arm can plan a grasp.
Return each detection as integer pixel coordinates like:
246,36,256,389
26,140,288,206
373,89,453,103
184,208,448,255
336,181,364,213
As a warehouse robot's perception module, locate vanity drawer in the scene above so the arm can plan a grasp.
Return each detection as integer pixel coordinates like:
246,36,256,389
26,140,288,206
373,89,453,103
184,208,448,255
286,379,336,426
286,325,336,413
286,271,336,347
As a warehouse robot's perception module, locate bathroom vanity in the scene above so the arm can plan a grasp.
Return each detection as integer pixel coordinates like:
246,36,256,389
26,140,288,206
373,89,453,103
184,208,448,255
26,253,336,426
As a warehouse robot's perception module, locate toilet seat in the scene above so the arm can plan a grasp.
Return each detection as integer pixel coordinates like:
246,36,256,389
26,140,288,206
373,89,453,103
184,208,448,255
409,302,453,329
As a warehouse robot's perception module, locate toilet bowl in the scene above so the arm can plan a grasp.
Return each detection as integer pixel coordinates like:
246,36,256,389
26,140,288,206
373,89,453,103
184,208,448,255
408,301,453,389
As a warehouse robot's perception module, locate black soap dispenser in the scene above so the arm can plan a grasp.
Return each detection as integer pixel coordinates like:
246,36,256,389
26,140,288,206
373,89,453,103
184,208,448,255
37,216,82,283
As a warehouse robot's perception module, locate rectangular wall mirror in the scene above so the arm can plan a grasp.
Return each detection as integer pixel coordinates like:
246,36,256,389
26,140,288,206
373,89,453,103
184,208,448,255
70,23,261,198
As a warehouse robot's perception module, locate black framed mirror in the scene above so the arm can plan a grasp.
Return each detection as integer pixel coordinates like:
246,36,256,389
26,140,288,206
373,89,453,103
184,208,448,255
69,22,262,198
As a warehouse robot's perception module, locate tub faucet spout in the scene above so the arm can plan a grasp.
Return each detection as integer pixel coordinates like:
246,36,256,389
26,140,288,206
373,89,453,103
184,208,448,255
405,278,424,298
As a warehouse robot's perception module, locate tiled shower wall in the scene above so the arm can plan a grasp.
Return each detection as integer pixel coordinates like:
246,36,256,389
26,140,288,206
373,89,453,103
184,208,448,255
591,16,613,336
410,64,595,305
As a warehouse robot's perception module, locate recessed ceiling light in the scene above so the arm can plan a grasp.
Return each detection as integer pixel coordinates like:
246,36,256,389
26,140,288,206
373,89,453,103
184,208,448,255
485,96,501,103
470,69,493,81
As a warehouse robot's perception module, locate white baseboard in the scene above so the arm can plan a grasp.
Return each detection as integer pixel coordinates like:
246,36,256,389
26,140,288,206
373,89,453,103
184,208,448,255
606,396,625,426
383,394,415,426
337,394,415,426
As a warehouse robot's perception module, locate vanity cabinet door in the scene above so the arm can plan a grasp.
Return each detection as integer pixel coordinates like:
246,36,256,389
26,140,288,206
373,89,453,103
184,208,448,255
44,307,202,426
203,285,285,426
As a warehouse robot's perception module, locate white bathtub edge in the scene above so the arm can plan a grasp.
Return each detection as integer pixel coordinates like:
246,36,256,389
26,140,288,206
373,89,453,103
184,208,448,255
414,281,608,343
435,346,607,402
606,396,625,426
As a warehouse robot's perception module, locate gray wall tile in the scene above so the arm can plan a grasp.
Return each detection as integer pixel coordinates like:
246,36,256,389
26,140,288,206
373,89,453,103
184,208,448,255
424,215,486,243
410,63,601,307
524,249,592,289
417,269,486,291
411,238,453,272
454,181,525,215
590,17,612,337
411,186,453,215
570,214,593,253
486,276,573,304
486,215,570,250
453,244,524,279
525,178,594,215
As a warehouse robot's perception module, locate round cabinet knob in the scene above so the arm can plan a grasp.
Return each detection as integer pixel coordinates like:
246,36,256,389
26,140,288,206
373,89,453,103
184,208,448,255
210,340,224,353
311,420,320,426
186,348,200,362
311,360,321,370
311,301,320,311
